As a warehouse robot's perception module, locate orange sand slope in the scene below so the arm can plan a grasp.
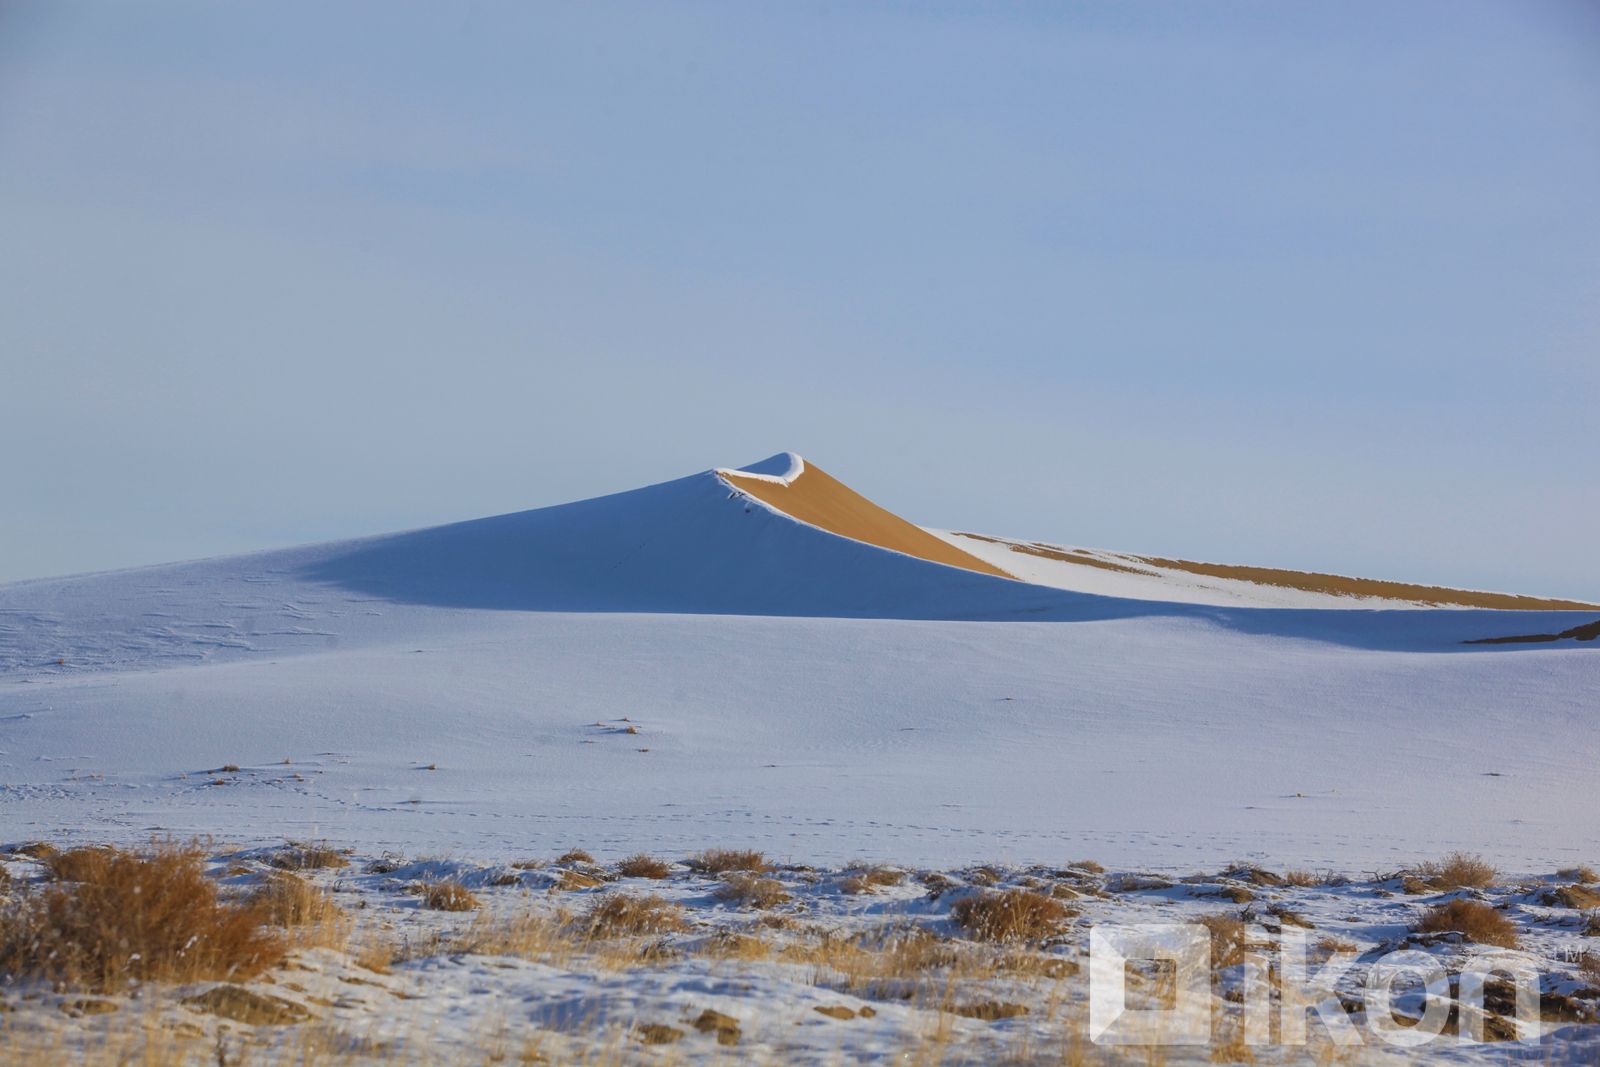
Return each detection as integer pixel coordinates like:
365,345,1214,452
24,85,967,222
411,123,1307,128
952,530,1599,611
718,453,1594,611
717,458,1013,579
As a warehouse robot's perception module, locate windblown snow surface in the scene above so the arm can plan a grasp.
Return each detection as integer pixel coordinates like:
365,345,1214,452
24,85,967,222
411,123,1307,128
1,454,1596,873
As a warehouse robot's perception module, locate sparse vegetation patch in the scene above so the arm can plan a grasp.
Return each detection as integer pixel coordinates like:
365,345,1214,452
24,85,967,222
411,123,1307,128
689,849,770,874
0,841,282,990
616,854,671,879
1414,899,1519,948
951,889,1070,943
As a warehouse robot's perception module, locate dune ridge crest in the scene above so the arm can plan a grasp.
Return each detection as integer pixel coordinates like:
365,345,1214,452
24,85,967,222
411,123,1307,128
717,454,1012,579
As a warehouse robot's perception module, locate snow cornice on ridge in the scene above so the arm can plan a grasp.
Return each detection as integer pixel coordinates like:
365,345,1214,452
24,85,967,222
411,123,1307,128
715,451,806,486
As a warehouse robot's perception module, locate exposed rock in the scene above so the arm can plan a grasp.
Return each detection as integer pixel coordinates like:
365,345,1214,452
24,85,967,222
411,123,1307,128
635,1023,683,1044
951,1000,1030,1020
691,1009,741,1045
183,985,310,1025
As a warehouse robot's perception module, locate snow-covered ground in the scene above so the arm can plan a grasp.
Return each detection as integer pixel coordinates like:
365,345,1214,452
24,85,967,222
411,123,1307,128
1,455,1596,871
2,844,1598,1065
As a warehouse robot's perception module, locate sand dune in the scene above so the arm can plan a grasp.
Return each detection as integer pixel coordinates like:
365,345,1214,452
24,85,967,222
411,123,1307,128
717,454,1012,579
716,454,1592,610
1128,553,1599,610
940,530,1598,610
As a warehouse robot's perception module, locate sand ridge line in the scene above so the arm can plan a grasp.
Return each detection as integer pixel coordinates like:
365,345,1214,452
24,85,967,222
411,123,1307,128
1126,554,1600,611
718,462,1013,580
952,533,1159,577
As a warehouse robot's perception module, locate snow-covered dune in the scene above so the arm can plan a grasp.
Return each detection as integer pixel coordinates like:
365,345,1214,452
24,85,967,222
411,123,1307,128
0,453,1595,871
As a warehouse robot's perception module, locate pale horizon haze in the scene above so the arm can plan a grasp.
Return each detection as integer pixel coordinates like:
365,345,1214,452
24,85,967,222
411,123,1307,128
2,2,1597,600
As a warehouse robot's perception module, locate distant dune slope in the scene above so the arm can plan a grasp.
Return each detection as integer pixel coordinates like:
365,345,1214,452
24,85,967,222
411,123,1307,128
936,530,1598,611
718,455,1012,579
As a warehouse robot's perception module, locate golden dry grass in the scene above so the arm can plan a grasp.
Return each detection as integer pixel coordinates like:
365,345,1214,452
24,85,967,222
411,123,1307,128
1415,852,1498,890
1558,865,1599,884
251,871,350,947
615,854,671,879
455,908,575,962
557,869,604,891
1195,913,1247,968
582,894,687,937
689,849,770,874
1549,884,1600,909
1414,899,1519,948
0,840,282,990
268,843,351,871
1578,950,1600,982
714,873,790,909
419,879,479,912
557,849,594,864
950,889,1070,943
697,929,774,961
44,846,119,883
840,866,904,894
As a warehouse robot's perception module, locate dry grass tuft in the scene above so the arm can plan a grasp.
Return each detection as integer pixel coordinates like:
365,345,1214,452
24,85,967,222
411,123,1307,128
250,872,349,946
967,866,1002,886
616,854,671,879
951,889,1070,943
44,846,121,884
557,848,594,864
13,842,60,861
1210,1018,1258,1064
698,930,773,961
583,894,687,937
950,1000,1029,1020
1558,865,1598,884
268,842,350,871
1069,859,1105,874
455,909,574,962
419,879,479,912
840,866,904,895
0,840,282,990
636,1022,683,1045
714,873,790,909
1283,870,1318,887
1414,899,1519,948
557,869,604,891
1316,936,1360,956
1549,884,1600,909
1415,852,1497,890
1583,913,1600,937
689,849,770,874
1196,913,1247,968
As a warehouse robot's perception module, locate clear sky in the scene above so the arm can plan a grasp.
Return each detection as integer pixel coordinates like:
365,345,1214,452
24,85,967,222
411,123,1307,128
2,1,1597,599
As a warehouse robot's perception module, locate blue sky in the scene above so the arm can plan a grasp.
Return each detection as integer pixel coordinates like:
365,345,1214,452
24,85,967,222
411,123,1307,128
2,1,1597,598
